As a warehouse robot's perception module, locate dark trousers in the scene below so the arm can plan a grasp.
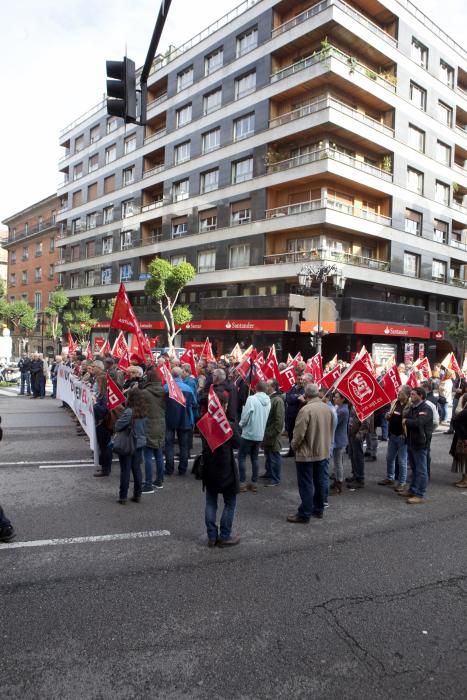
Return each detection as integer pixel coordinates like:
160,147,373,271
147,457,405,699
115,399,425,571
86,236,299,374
20,371,31,394
118,448,143,500
295,459,329,518
348,437,365,482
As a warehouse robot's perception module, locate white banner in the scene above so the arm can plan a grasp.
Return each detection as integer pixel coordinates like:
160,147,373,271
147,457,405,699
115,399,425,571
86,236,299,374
57,365,97,452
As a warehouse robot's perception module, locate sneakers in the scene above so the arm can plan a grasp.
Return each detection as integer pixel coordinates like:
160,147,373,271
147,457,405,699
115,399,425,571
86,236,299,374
248,483,258,493
153,481,164,489
406,496,425,504
239,483,248,493
142,485,155,494
264,480,279,487
454,477,467,488
286,514,310,524
378,478,395,486
217,536,241,547
0,526,15,543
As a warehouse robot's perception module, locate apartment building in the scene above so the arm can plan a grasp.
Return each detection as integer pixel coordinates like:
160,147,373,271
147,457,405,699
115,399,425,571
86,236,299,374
2,194,60,355
56,0,467,361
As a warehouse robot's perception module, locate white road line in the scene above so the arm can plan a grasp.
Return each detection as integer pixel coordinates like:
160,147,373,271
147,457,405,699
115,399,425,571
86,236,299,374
0,530,171,550
39,464,95,469
0,459,94,466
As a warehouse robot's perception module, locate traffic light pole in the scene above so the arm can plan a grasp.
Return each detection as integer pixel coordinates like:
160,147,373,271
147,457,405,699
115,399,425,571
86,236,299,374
139,0,173,125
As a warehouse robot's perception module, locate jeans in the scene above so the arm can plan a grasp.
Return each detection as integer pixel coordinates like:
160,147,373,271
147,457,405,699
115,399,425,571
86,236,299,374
407,446,428,498
381,416,389,440
20,371,31,394
118,448,143,500
332,447,346,482
295,459,329,518
238,438,260,484
205,489,237,542
143,446,164,486
165,428,191,474
367,430,378,457
264,449,281,483
386,433,407,484
348,437,365,481
438,402,447,422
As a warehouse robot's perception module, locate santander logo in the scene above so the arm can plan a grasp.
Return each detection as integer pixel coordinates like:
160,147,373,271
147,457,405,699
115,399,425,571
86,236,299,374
383,325,409,336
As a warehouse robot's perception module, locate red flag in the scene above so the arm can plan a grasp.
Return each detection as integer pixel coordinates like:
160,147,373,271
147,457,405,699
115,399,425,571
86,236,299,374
320,365,341,389
256,351,265,367
250,361,268,391
451,354,463,377
263,345,280,380
112,332,128,359
416,357,432,380
293,352,303,364
85,342,93,361
110,283,152,362
117,348,130,371
100,339,111,355
67,332,78,354
307,353,323,383
160,365,186,406
236,354,254,380
196,385,233,451
200,337,216,362
179,347,198,377
359,350,376,377
334,358,391,421
106,375,126,410
278,365,296,393
406,371,419,388
286,353,293,365
382,365,402,402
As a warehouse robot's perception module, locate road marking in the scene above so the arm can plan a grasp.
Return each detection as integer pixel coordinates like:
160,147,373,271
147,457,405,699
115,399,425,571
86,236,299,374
39,464,95,469
0,459,94,466
0,530,171,550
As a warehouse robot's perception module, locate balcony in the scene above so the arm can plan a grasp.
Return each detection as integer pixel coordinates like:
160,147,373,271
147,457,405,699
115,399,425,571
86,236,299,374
264,248,390,271
266,147,393,182
147,92,168,109
143,163,165,179
265,198,392,227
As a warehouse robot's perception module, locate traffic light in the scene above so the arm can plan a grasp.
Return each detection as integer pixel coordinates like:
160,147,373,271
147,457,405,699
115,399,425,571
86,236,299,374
106,57,137,124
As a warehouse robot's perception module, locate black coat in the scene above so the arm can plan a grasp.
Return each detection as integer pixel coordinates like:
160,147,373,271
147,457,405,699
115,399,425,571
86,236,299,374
450,407,467,456
202,421,240,496
405,401,433,449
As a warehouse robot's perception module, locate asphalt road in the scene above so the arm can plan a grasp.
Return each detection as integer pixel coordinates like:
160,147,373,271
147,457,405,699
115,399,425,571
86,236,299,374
1,393,466,699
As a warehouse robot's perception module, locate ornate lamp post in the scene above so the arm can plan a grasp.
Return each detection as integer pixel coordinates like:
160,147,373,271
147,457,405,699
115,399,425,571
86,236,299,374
298,263,345,354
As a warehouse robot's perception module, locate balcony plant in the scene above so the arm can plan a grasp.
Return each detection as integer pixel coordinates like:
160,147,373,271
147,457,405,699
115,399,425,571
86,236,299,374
319,37,331,65
382,155,392,173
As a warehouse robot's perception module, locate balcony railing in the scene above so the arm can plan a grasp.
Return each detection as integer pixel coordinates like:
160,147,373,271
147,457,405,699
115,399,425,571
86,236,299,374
141,198,165,213
143,128,167,145
270,45,396,92
450,238,467,252
265,198,392,226
266,147,393,182
264,248,390,271
143,164,165,179
54,232,162,268
147,92,168,109
5,218,56,243
269,95,394,137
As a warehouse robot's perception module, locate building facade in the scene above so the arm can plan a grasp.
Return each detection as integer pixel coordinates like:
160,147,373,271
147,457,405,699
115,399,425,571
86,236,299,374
2,194,60,356
56,0,467,362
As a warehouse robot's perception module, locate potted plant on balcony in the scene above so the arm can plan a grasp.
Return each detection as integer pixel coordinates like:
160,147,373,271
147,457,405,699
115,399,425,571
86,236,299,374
319,37,331,65
382,155,392,173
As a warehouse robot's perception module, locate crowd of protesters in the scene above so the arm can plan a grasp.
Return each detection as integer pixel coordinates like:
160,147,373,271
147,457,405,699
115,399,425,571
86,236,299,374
1,347,466,547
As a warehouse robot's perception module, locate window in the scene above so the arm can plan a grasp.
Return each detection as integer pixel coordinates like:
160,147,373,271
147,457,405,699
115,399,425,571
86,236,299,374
10,251,16,264
103,205,114,224
119,263,133,281
105,145,117,164
102,237,113,255
234,113,255,141
231,200,252,225
101,268,112,285
432,259,447,282
403,252,420,277
176,65,193,92
236,27,258,57
435,180,450,205
433,219,448,243
86,212,98,229
437,140,451,166
73,163,83,180
199,209,217,231
49,237,55,252
106,117,118,134
124,135,136,154
232,157,253,184
34,292,42,311
51,210,56,224
25,223,29,234
229,244,250,269
85,270,96,287
235,71,256,99
170,254,187,266
438,100,453,127
10,272,16,285
88,154,99,172
172,217,188,237
70,273,80,289
120,231,133,249
200,168,219,193
85,240,95,258
440,60,454,88
38,216,43,229
35,241,43,256
21,270,28,284
90,125,100,144
87,182,98,201
48,264,54,279
174,141,191,164
22,246,29,260
11,227,16,239
121,199,135,218
173,178,189,202
410,81,427,111
123,166,135,186
197,249,216,273
408,124,425,152
104,175,115,194
407,167,424,195
411,38,428,69
205,48,223,75
35,267,42,282
202,128,220,153
405,209,422,236
71,218,81,234
203,88,222,115
74,135,84,152
176,103,192,128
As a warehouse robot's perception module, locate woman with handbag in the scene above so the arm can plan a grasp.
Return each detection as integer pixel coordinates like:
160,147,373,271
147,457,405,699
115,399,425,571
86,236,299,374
450,394,467,488
114,388,147,504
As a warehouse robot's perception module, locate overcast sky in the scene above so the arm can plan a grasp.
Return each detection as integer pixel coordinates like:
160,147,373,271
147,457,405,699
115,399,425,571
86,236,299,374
0,0,465,226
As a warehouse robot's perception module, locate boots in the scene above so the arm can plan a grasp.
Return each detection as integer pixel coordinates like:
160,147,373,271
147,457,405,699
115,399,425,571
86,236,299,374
330,480,342,495
454,475,467,488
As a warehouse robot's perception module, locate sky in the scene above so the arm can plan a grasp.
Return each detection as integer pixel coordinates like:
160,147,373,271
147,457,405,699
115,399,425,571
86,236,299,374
0,0,465,226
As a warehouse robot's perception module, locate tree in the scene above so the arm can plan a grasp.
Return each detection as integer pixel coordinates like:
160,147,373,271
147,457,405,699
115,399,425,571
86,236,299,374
2,301,36,352
145,258,195,353
104,296,117,320
44,288,68,340
447,319,467,357
63,296,97,346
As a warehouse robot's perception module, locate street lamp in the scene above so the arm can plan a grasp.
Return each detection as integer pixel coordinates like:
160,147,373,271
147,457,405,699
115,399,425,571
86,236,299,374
298,263,342,355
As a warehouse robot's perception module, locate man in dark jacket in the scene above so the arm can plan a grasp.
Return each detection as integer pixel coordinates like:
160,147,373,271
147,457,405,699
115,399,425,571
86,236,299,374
164,367,196,476
29,354,44,399
18,353,31,395
284,372,312,457
403,386,433,504
346,408,371,489
261,379,285,486
141,369,166,491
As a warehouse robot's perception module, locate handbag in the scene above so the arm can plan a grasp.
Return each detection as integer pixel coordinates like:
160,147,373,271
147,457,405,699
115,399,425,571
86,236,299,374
113,426,135,456
456,439,467,456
